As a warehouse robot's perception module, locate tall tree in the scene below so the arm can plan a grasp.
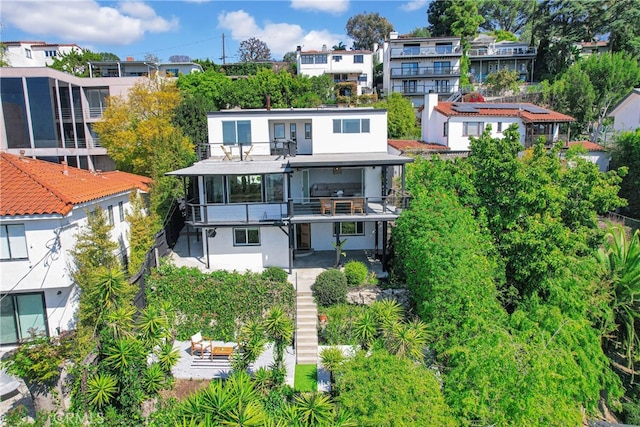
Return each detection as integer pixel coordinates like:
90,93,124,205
427,0,454,37
408,27,431,37
480,0,536,34
49,49,102,77
238,37,271,62
332,42,347,51
610,129,640,218
345,12,394,50
374,92,419,139
606,0,640,58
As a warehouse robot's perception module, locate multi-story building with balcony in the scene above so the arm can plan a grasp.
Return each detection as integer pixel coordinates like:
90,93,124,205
2,41,83,67
168,107,412,272
296,46,374,95
0,67,143,171
382,32,462,107
87,60,203,78
468,34,537,84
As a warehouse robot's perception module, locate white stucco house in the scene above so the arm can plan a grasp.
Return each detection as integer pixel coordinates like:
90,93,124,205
609,88,640,132
296,46,375,95
168,107,412,272
2,41,83,67
0,153,151,346
420,93,575,151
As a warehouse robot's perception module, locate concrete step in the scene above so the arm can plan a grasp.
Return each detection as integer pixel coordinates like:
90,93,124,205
297,291,313,297
297,308,318,315
297,303,317,310
296,339,318,347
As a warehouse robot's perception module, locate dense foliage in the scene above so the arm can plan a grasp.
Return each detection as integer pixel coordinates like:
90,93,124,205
312,269,348,307
373,92,419,139
345,12,394,50
146,264,295,340
610,129,640,218
343,261,369,286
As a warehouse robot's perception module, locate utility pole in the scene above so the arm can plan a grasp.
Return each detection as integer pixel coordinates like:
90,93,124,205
221,33,227,65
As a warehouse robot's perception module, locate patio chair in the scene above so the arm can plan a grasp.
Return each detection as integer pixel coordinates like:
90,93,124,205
221,145,233,161
320,198,333,215
190,332,211,359
243,145,254,161
351,197,365,214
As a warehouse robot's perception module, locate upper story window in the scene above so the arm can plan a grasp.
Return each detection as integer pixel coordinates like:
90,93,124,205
358,74,367,82
229,175,262,203
301,55,314,64
463,122,484,137
497,122,503,133
353,55,364,63
333,118,370,134
222,120,252,145
45,50,57,57
107,205,114,225
333,55,342,62
315,54,327,64
25,48,32,58
118,201,125,221
443,122,448,137
436,43,453,54
166,68,179,77
402,43,419,55
1,224,28,260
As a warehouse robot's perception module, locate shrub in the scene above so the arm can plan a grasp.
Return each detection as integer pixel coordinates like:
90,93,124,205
312,269,348,307
262,267,289,283
343,261,369,286
2,335,72,385
319,304,367,345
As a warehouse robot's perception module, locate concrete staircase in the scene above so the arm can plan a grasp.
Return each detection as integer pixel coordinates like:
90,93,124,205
296,292,319,364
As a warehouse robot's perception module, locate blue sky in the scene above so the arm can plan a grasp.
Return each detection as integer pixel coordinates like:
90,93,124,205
1,0,432,62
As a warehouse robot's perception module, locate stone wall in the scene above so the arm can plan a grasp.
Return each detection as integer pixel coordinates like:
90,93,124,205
346,286,411,309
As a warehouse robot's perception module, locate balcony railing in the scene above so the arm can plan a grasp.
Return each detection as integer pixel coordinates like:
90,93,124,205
390,46,461,58
468,46,536,57
87,106,105,119
55,108,83,121
390,66,461,78
390,84,455,95
184,196,405,225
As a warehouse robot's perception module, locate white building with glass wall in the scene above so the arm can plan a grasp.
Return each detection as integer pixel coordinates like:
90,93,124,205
0,152,151,347
2,41,83,67
168,107,412,272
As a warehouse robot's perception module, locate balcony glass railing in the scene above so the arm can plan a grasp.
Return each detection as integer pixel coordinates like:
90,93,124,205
390,46,461,58
468,46,536,57
390,66,461,78
390,84,454,95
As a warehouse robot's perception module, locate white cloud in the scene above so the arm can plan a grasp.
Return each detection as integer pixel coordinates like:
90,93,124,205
217,10,348,58
1,0,178,46
400,0,428,12
290,0,349,15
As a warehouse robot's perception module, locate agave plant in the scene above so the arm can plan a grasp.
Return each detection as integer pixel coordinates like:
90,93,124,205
142,362,165,394
137,304,170,347
103,338,144,373
370,299,404,331
252,367,273,395
103,306,136,340
320,347,345,386
86,373,118,408
353,310,378,349
157,340,180,373
293,392,335,427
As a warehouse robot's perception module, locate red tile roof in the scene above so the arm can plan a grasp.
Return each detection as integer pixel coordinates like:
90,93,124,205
434,102,575,123
0,153,151,216
567,140,607,152
388,139,450,151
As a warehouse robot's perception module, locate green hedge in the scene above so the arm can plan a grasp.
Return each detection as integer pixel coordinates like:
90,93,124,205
146,264,295,341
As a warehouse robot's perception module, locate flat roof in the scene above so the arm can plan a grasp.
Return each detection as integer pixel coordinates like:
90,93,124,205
207,108,386,117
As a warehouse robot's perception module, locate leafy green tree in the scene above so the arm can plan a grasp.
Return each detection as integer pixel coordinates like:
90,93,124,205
177,70,232,110
0,43,10,67
484,68,522,95
126,192,156,276
282,51,297,63
48,49,102,76
427,0,454,37
345,12,394,50
607,0,640,58
334,350,455,426
99,52,120,61
374,92,419,139
408,27,431,37
610,129,640,217
238,37,271,62
480,0,536,33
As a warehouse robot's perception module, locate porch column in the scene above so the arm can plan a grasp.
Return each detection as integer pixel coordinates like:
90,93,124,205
288,222,294,274
183,176,191,256
382,221,388,272
204,228,210,269
375,221,379,256
382,166,388,211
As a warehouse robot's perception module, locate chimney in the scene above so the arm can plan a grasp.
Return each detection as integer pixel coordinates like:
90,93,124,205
126,56,134,61
422,92,440,142
62,161,69,176
390,31,398,40
322,44,327,51
266,94,271,111
296,45,301,52
19,149,25,158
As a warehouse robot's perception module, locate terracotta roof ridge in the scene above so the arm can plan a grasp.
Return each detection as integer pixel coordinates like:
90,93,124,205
2,154,74,212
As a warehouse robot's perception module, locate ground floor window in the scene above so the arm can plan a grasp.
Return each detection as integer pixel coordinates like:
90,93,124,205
333,222,364,236
234,227,260,246
0,292,48,345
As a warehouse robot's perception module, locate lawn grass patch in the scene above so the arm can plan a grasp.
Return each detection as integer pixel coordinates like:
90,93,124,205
294,364,317,392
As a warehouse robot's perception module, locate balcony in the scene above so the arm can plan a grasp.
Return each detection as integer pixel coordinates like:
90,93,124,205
390,66,461,79
55,108,83,121
390,46,462,59
468,46,536,58
390,83,454,95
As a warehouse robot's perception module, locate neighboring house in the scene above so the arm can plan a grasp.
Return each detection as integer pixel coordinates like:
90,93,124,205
573,40,610,58
296,46,374,95
565,140,609,172
168,107,412,272
87,60,203,78
0,66,143,171
421,93,575,151
1,41,83,67
0,153,151,346
609,88,640,132
382,32,462,107
468,34,536,84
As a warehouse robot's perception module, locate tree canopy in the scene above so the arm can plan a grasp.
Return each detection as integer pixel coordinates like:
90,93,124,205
345,12,394,50
238,37,272,62
48,49,102,77
610,129,640,217
374,92,419,139
480,0,536,34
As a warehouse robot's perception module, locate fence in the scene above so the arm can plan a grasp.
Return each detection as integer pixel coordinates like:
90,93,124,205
130,199,185,309
605,212,640,233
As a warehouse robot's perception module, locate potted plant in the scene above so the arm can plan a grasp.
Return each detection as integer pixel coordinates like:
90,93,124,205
318,313,328,323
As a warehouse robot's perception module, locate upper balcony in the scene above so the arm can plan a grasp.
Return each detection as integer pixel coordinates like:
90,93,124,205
390,66,461,79
390,46,462,59
468,46,536,58
389,83,456,95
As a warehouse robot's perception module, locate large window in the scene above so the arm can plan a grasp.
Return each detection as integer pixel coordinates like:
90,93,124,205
463,122,484,136
401,63,418,76
1,293,48,345
301,55,314,64
436,43,453,54
333,119,370,134
333,222,364,236
290,123,297,140
274,123,285,139
222,120,252,145
265,174,284,203
234,228,260,246
205,176,225,203
353,55,363,63
1,224,28,260
403,80,417,93
314,55,327,64
228,175,262,203
434,61,451,75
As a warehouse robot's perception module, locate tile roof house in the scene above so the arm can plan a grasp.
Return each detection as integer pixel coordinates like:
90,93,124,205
0,153,150,346
421,93,575,151
609,88,640,132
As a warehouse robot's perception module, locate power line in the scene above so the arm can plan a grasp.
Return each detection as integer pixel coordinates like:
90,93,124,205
124,34,223,58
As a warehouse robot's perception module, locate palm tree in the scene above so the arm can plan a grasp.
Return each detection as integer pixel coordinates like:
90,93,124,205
596,224,640,368
294,392,335,426
137,304,170,347
262,307,294,371
332,42,347,51
232,319,267,372
320,346,345,386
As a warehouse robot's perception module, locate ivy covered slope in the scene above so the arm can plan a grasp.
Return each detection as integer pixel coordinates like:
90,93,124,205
146,264,295,341
392,127,627,426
